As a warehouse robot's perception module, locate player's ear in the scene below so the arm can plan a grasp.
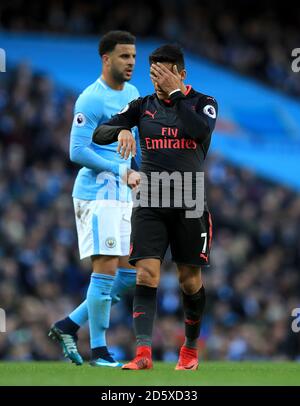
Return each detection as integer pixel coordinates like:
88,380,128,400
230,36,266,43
180,69,186,81
102,54,110,66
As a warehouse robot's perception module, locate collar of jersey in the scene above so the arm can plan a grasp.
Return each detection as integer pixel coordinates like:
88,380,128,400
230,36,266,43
162,85,192,105
97,77,125,92
98,77,108,89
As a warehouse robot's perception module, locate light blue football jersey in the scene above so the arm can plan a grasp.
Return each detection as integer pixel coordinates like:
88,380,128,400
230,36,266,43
70,77,139,201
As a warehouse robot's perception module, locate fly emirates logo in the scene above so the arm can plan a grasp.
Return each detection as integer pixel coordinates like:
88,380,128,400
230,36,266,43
145,127,197,150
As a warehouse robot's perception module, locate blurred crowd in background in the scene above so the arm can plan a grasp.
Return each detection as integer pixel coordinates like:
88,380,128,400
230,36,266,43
0,0,300,97
0,63,299,362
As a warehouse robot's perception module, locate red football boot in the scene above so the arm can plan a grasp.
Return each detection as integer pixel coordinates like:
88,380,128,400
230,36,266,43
175,346,199,370
122,346,153,370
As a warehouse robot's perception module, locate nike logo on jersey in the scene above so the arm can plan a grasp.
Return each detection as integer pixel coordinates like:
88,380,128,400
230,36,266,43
122,214,131,223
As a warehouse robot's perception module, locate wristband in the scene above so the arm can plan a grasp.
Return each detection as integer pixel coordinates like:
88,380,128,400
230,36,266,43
168,88,181,96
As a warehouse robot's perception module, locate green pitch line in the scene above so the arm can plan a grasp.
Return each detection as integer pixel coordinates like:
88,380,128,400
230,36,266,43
0,362,300,386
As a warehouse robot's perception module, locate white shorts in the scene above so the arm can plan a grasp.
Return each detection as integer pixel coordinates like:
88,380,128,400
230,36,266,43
73,199,133,259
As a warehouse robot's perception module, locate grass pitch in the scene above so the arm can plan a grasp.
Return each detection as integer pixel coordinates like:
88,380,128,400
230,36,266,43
0,361,300,386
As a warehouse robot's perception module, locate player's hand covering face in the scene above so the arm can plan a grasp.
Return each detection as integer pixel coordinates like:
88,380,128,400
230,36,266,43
117,129,136,159
150,63,184,99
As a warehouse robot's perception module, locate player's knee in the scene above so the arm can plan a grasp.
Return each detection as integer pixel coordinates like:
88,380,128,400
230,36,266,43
180,279,202,295
178,265,202,295
136,266,159,288
118,256,135,270
91,255,119,276
179,274,202,295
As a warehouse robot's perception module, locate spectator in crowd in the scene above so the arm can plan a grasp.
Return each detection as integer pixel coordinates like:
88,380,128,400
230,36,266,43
0,0,299,96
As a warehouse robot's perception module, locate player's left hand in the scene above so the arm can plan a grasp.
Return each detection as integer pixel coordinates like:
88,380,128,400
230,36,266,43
150,63,182,95
117,129,136,160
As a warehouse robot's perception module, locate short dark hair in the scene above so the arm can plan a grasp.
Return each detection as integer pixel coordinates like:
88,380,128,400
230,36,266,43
149,44,185,71
99,31,136,56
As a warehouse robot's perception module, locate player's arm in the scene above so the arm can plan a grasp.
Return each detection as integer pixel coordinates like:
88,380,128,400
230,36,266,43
70,94,120,175
131,130,141,170
92,98,142,159
169,92,218,143
130,85,142,169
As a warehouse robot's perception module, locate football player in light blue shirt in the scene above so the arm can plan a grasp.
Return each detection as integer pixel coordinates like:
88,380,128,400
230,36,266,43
49,31,140,367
